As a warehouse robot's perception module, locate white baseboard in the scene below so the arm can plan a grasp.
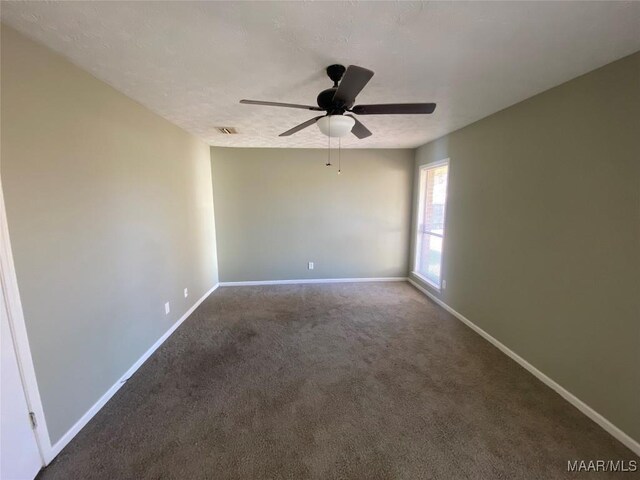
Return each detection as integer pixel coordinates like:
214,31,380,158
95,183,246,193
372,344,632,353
44,283,219,463
407,278,640,457
44,277,638,462
220,277,408,287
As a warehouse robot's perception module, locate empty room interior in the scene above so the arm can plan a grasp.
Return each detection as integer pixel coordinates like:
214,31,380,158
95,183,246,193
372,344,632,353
1,2,639,479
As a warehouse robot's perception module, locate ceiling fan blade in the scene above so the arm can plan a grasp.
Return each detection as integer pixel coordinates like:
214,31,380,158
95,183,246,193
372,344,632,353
332,65,374,107
351,103,436,115
345,115,372,139
240,99,323,111
279,116,324,137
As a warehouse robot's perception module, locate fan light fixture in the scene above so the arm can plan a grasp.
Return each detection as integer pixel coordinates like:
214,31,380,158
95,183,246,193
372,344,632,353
240,64,437,173
316,115,355,138
240,64,436,140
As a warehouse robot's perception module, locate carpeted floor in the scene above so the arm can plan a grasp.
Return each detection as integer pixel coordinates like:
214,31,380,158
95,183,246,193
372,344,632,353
37,282,637,480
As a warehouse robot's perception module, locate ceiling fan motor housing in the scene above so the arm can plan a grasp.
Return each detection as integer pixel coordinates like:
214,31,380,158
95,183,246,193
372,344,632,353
317,87,339,112
317,64,351,113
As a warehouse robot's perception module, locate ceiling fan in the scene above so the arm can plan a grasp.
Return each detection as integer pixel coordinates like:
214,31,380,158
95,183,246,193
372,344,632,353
240,64,436,139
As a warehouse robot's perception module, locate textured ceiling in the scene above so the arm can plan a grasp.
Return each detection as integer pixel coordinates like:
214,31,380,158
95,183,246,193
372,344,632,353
2,1,639,149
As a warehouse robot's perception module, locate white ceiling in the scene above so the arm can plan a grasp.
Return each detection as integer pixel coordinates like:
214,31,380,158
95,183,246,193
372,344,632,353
2,1,639,149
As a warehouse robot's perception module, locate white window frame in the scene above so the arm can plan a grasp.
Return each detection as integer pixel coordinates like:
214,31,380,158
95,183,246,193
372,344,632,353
412,158,450,291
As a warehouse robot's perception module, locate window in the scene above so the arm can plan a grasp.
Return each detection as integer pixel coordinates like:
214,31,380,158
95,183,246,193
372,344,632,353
414,160,449,289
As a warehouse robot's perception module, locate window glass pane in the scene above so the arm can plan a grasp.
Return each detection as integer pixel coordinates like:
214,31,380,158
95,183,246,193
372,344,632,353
417,233,443,286
421,165,448,235
415,162,448,288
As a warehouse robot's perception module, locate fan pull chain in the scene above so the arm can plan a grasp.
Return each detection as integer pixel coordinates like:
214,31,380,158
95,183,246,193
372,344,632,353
338,137,341,174
326,117,332,166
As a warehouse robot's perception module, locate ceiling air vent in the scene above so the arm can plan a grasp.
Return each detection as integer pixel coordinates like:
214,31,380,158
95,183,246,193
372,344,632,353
216,127,238,135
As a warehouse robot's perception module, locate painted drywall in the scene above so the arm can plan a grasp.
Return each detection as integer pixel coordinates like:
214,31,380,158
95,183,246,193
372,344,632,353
211,148,413,282
410,52,640,443
1,25,219,444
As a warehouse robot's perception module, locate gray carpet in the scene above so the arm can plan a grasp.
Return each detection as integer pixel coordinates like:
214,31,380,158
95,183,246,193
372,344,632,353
38,282,638,479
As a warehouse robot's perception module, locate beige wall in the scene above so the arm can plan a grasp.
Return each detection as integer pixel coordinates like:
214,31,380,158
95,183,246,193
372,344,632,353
211,147,414,282
410,52,640,442
1,26,219,443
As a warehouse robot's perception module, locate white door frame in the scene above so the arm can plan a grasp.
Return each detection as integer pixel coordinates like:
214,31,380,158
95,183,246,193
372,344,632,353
0,177,52,464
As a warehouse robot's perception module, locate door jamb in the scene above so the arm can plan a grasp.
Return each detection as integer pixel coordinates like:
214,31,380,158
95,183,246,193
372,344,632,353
0,176,52,464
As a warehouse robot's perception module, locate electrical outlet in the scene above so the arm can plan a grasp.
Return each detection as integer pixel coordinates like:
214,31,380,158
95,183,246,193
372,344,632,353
308,262,314,270
164,302,170,315
184,288,188,298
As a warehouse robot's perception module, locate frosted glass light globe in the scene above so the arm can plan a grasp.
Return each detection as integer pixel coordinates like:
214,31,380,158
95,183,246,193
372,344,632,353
316,115,355,138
